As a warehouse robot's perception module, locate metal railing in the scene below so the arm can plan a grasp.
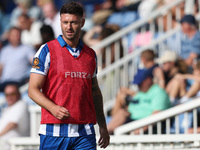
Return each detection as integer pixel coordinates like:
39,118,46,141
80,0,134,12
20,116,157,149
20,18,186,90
8,98,200,150
93,0,192,115
99,26,181,115
115,97,200,135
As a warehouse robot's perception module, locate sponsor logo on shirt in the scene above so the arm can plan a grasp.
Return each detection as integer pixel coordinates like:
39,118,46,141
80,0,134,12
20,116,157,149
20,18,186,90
65,71,91,79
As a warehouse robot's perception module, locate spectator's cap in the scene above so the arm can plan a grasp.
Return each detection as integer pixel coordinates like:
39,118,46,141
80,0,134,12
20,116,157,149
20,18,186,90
156,50,177,64
132,69,152,85
180,14,196,25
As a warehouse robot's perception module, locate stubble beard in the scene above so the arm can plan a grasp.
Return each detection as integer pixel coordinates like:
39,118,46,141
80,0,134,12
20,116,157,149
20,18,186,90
63,28,80,42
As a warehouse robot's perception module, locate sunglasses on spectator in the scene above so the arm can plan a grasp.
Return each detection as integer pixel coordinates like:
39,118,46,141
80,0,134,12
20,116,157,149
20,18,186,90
5,92,18,97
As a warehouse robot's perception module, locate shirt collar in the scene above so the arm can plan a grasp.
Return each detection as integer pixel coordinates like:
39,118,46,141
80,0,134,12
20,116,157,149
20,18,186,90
57,35,83,49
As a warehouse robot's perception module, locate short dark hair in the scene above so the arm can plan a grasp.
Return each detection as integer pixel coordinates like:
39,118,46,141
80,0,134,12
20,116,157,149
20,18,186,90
40,24,55,38
60,2,83,17
141,49,155,61
9,26,21,33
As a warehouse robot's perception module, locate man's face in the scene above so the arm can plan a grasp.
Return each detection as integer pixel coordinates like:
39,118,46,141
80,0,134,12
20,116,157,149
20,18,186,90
138,77,152,92
60,13,84,43
4,85,20,106
162,62,173,72
18,16,30,30
181,22,191,34
42,2,57,19
8,29,21,46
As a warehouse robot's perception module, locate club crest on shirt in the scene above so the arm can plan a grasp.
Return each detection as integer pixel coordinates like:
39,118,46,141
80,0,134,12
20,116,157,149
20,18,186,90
32,57,40,69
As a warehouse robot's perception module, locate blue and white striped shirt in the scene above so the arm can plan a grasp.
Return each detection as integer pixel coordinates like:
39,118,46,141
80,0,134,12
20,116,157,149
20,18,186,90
30,36,97,137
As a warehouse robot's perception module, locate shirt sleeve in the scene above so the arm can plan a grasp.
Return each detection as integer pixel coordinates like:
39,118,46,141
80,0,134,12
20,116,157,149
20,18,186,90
30,44,50,76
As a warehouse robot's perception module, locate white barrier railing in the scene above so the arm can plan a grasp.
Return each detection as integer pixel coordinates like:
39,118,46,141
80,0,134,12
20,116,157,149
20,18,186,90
115,97,200,135
8,98,200,150
29,105,41,137
99,26,181,115
8,134,200,150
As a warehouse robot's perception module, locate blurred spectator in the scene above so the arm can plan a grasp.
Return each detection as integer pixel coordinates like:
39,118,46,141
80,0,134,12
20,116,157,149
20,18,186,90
106,11,138,29
83,24,123,68
110,49,165,118
41,0,62,37
0,27,35,91
167,60,200,105
17,13,43,49
107,68,171,134
0,5,10,39
9,0,43,27
137,0,160,19
169,60,200,134
100,25,123,68
140,49,165,88
0,84,30,150
156,50,187,94
156,50,179,86
83,25,103,47
179,14,200,67
40,24,55,44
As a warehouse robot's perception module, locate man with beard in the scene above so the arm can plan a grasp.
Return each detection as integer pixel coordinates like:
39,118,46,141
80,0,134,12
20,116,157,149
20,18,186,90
28,2,110,149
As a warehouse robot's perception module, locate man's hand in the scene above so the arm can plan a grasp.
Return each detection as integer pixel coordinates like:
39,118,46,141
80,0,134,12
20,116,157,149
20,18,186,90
98,126,110,149
50,105,70,120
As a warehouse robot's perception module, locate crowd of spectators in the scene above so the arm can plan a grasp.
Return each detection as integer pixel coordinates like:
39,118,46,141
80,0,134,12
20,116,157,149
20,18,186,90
0,0,200,148
0,0,147,97
107,47,200,134
0,0,144,148
105,1,200,135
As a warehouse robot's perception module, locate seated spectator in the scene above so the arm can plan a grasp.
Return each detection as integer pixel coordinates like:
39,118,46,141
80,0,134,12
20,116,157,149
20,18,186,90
83,25,103,48
156,50,187,94
112,49,165,115
179,14,200,68
169,60,200,134
0,84,30,150
110,49,165,118
9,0,43,27
137,0,160,19
83,24,123,68
41,1,62,37
140,49,165,88
0,27,35,91
107,68,171,134
167,60,200,105
100,25,123,68
17,13,43,49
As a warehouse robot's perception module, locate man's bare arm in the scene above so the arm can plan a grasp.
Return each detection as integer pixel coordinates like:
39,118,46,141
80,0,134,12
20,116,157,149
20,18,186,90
92,77,110,148
0,122,17,136
28,73,70,120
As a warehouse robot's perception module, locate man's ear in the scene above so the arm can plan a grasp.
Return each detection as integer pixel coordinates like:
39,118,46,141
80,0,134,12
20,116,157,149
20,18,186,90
81,19,85,27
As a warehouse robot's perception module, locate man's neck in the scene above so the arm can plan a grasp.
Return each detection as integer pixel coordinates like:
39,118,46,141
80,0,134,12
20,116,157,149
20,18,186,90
145,61,155,69
63,36,79,48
